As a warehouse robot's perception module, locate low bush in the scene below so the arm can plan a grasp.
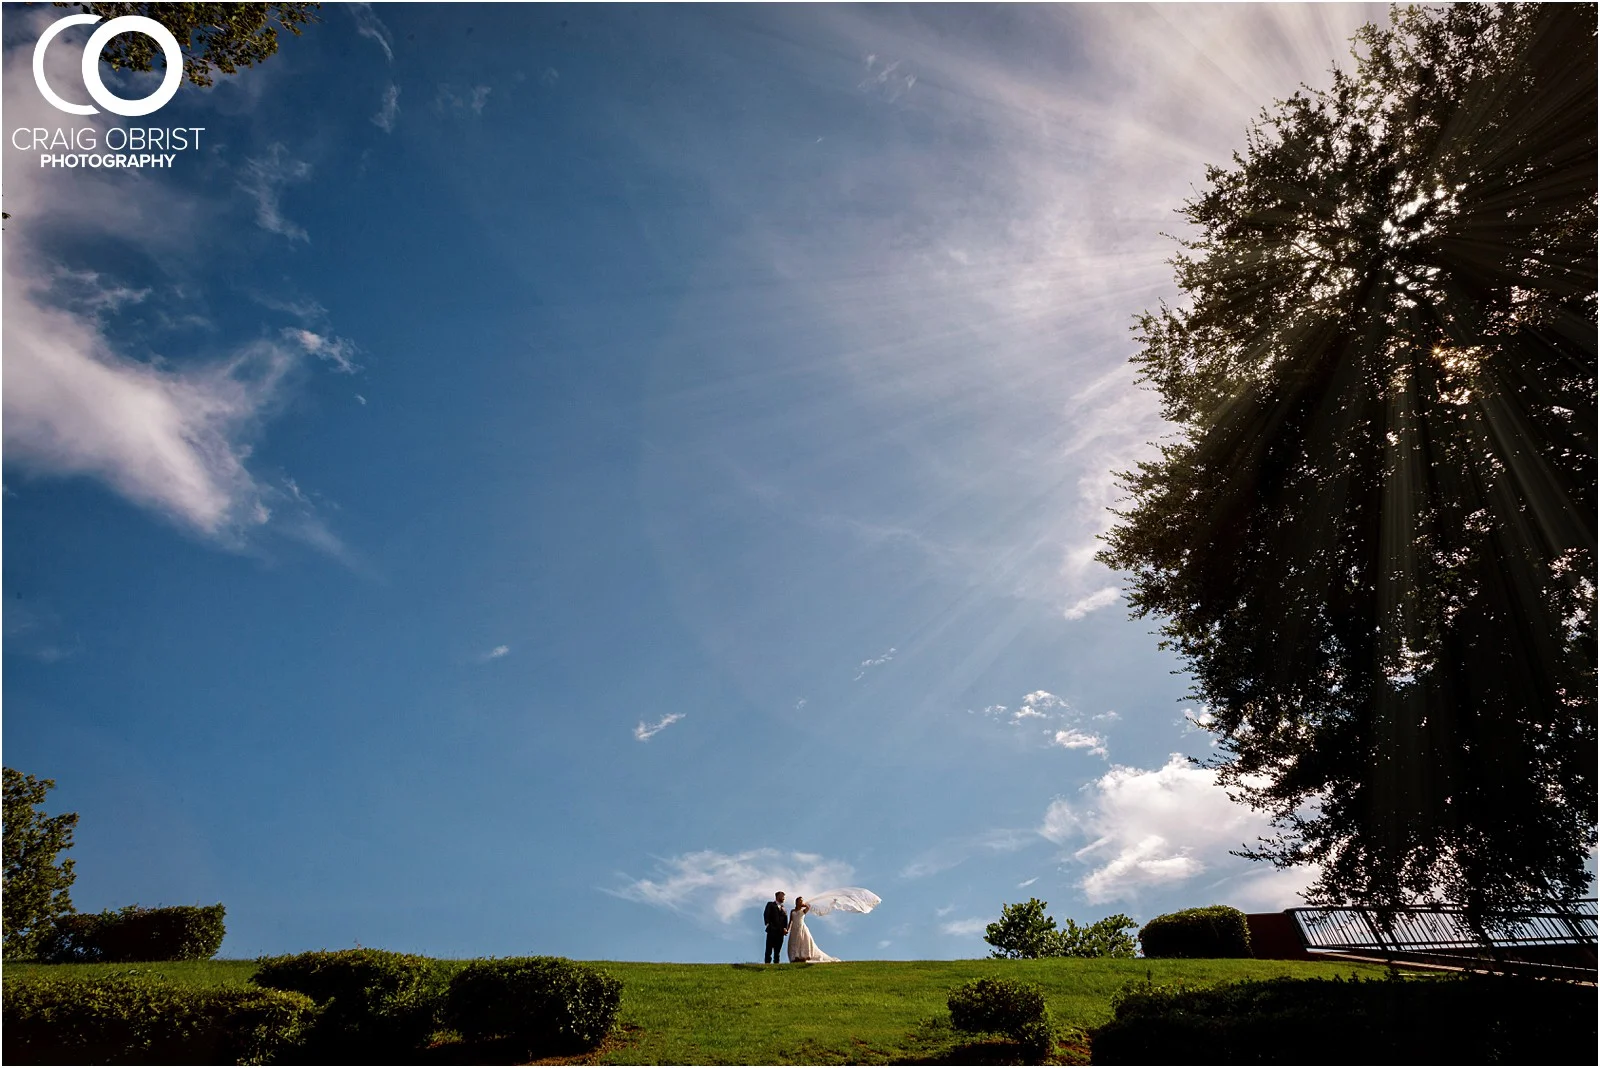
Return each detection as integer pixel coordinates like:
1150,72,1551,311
2,975,317,1065
36,905,227,964
250,948,446,1055
948,976,1047,1036
1137,905,1251,958
1012,1017,1056,1063
444,956,622,1055
1091,973,1598,1064
947,977,1055,1063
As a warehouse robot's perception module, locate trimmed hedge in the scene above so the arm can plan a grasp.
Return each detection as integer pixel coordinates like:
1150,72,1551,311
1138,905,1251,958
2,975,317,1065
37,905,227,964
250,948,446,1055
947,977,1055,1064
1090,973,1599,1065
444,956,622,1055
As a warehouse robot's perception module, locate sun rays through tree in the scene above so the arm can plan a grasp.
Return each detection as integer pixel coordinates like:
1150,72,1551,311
1100,4,1597,923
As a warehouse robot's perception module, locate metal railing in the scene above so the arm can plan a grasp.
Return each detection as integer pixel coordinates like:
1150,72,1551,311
1288,900,1598,953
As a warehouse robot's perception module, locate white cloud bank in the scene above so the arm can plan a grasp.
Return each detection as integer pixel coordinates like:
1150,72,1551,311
611,848,856,926
1042,755,1314,906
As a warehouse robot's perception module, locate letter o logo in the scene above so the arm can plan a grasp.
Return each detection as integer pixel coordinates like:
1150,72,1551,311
34,14,183,118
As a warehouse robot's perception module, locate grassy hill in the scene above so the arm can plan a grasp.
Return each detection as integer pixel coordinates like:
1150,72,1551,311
5,956,1402,1064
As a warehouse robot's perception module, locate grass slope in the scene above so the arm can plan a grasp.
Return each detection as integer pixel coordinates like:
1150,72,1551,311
4,956,1401,1064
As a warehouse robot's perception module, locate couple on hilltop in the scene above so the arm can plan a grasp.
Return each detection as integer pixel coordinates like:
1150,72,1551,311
761,887,882,963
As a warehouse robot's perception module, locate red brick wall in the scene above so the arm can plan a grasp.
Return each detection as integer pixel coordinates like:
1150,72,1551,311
1246,912,1314,960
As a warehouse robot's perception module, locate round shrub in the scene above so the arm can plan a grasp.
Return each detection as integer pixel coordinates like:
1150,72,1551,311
445,956,622,1055
250,948,445,1055
1138,905,1252,958
3,975,317,1065
947,977,1048,1037
36,905,227,963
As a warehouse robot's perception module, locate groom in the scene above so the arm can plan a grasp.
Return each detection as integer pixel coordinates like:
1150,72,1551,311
763,891,789,963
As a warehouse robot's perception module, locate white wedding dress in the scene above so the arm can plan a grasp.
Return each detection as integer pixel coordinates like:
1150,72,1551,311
786,906,840,963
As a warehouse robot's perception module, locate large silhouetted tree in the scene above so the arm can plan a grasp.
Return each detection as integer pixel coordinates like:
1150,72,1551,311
1099,4,1596,923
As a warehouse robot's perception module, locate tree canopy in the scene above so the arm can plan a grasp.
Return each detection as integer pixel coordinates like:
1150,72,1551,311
984,898,1137,959
3,768,79,960
57,2,320,88
1099,3,1596,922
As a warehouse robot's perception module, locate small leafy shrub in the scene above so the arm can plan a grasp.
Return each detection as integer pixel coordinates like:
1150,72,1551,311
1013,1018,1056,1063
36,905,227,963
1137,905,1251,958
445,956,622,1055
948,977,1055,1062
985,898,1139,958
2,975,317,1065
1091,973,1598,1065
1057,913,1138,958
250,948,445,1055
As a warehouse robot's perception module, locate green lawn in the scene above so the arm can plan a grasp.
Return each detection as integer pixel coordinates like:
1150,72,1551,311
4,956,1405,1064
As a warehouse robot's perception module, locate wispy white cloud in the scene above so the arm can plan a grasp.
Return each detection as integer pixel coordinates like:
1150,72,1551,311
3,600,83,663
351,3,395,62
372,83,400,132
251,294,328,322
2,259,294,537
853,646,896,680
239,144,312,241
939,917,989,937
1063,586,1120,621
1051,728,1108,758
1040,755,1306,906
283,329,361,374
975,690,1110,758
901,828,1031,879
436,84,492,115
628,4,1381,640
611,848,856,926
1017,876,1039,888
479,644,510,662
634,712,686,741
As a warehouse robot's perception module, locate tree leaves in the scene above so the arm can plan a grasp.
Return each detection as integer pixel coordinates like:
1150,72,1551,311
3,768,79,960
59,2,320,88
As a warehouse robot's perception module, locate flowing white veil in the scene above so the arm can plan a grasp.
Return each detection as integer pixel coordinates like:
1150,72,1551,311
802,887,882,916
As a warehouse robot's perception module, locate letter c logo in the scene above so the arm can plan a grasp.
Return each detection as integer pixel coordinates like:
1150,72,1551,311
34,14,183,117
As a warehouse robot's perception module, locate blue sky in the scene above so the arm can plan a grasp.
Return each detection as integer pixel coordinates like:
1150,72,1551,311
3,3,1391,962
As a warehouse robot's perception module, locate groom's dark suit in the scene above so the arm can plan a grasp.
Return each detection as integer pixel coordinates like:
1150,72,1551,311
763,900,789,963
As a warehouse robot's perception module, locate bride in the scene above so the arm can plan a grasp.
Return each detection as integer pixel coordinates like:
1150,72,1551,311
786,888,880,963
786,896,840,963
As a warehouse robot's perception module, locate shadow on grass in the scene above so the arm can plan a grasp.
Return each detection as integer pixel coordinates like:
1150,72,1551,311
417,1024,642,1066
891,1017,1090,1067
